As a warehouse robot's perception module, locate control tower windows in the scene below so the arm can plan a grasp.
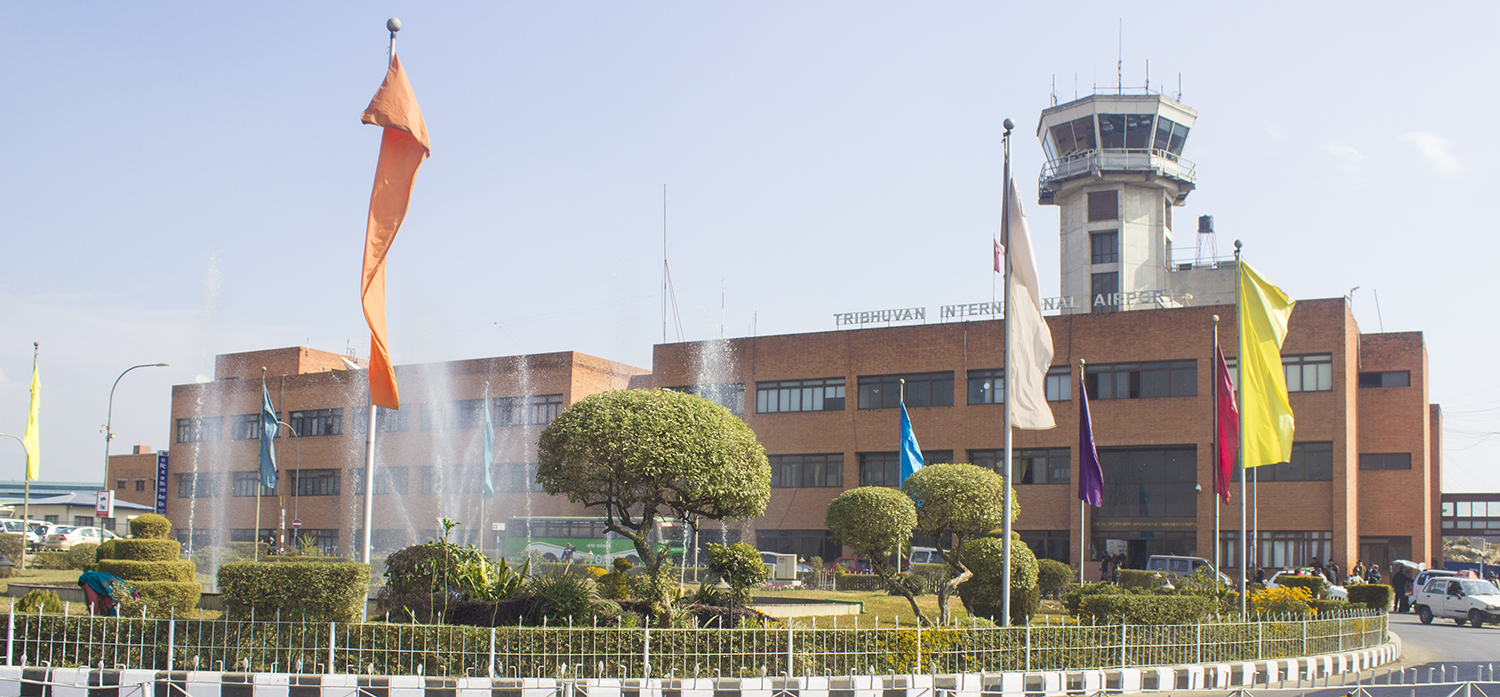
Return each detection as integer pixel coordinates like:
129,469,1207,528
1091,272,1120,312
1091,231,1119,264
1087,190,1119,222
1154,118,1190,157
1099,114,1125,149
1049,116,1097,157
1125,114,1155,148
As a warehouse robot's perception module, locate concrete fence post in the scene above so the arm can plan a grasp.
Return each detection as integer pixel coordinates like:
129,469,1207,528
166,614,176,672
490,627,497,678
328,622,336,674
642,624,650,679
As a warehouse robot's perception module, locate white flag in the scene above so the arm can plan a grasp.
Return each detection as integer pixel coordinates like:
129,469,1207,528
1005,178,1056,430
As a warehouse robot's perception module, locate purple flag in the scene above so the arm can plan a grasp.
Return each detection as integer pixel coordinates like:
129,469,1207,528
1077,370,1103,507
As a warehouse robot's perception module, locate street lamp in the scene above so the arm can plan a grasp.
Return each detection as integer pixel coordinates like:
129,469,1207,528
102,363,168,540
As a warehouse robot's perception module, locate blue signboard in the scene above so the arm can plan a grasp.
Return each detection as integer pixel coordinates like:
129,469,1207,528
155,452,169,515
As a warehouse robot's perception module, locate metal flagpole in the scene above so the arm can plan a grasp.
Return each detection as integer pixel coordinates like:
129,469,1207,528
1078,359,1086,586
1235,240,1247,616
363,18,398,568
1212,316,1220,575
1000,117,1015,627
256,368,265,562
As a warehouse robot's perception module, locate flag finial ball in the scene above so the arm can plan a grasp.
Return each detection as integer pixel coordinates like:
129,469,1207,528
387,17,402,33
1234,239,1242,250
1002,117,1015,131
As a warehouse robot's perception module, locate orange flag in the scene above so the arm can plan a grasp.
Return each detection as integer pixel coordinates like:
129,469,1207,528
360,53,429,409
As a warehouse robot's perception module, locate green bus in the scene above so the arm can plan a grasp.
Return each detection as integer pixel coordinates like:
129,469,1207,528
503,516,688,565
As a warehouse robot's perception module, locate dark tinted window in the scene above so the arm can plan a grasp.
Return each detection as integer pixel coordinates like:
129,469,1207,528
858,372,953,409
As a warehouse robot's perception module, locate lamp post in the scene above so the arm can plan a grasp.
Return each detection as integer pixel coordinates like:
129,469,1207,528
0,434,27,568
102,363,168,541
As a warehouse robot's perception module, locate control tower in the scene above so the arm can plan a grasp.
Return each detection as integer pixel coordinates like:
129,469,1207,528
1037,93,1232,313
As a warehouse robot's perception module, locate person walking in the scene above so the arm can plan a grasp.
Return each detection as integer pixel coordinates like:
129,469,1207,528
1390,566,1411,613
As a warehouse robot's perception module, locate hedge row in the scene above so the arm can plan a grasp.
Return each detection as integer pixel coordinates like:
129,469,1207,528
111,539,180,562
97,559,195,583
0,534,23,565
1076,594,1214,625
219,560,371,623
1345,584,1393,610
126,581,200,617
1275,575,1327,597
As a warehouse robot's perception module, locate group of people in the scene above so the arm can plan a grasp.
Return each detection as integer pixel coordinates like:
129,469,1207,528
1098,553,1129,583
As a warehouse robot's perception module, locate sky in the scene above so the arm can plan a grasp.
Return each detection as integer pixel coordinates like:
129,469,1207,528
2,3,1497,490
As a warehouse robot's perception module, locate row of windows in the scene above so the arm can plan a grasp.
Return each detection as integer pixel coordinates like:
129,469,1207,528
967,368,1073,405
1231,442,1334,482
1443,501,1500,518
115,478,151,492
1085,361,1197,399
666,384,745,415
179,395,569,444
178,463,549,499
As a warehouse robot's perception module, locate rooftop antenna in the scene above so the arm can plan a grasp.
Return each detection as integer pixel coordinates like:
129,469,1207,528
1051,75,1057,106
1074,73,1078,100
661,185,685,344
1117,18,1123,94
1145,59,1149,93
1177,73,1182,101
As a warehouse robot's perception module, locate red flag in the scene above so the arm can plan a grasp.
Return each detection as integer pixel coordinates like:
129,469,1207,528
1214,344,1239,503
993,239,1004,273
360,53,430,410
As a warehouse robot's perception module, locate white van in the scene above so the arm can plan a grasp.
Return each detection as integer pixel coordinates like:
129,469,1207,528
909,546,942,565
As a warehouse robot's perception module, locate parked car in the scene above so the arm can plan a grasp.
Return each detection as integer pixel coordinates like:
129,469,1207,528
826,556,873,574
1145,555,1232,585
909,546,942,565
1265,568,1349,601
42,526,119,551
1409,569,1457,610
0,520,60,550
1412,577,1500,627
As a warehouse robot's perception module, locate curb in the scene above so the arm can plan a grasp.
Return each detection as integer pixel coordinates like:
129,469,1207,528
0,637,1402,697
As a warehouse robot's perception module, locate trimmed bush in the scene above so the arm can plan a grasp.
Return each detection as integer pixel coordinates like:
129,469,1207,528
1077,594,1214,625
1274,574,1326,598
16,589,64,614
834,572,888,592
958,533,1040,625
1347,584,1394,611
128,580,200,617
703,542,767,605
1116,569,1169,591
96,540,117,561
129,514,172,539
112,539,181,562
28,551,69,570
0,534,23,575
1063,582,1132,614
65,543,100,570
1036,559,1072,599
1310,598,1351,614
219,560,371,623
906,563,951,594
98,559,195,583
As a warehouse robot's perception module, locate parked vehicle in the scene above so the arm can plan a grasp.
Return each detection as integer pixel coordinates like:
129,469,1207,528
1412,577,1500,627
1409,569,1457,610
909,546,942,565
826,556,873,574
1145,555,1232,585
42,526,119,551
1265,568,1349,601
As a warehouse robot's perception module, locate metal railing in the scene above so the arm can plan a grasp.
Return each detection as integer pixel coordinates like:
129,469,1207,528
0,610,1385,678
1038,148,1197,184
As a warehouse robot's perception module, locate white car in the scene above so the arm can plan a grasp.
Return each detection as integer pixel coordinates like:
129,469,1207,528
1408,569,1457,610
1413,577,1500,628
1265,569,1348,601
42,526,119,551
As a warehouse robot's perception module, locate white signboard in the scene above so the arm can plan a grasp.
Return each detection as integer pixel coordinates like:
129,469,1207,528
95,490,115,519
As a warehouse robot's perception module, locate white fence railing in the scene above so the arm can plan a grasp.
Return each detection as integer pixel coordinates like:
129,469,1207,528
1,610,1386,678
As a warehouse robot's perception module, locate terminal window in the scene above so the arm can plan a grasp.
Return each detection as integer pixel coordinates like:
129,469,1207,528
1087,190,1119,222
971,448,1070,485
175,472,220,499
175,416,223,444
666,384,744,415
966,369,1004,405
769,453,843,488
1091,231,1119,264
1091,272,1119,312
230,471,276,498
1097,446,1197,519
1020,530,1071,563
348,467,408,496
1045,366,1073,401
859,451,954,487
757,378,845,413
1232,442,1333,482
1358,371,1410,388
1085,360,1196,399
230,413,264,440
292,468,340,496
289,408,342,437
352,406,410,433
1359,453,1412,470
858,372,954,409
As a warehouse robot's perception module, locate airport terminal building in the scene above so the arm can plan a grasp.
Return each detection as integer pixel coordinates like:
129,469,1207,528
133,90,1442,576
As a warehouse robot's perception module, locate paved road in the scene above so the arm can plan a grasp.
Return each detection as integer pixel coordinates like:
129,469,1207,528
1388,609,1500,667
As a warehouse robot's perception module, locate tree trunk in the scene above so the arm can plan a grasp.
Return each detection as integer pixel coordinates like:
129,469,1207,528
934,540,969,626
871,563,931,627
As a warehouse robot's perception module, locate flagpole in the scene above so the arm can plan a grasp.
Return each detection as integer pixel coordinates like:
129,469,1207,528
22,342,37,571
256,368,265,562
363,396,376,565
1000,117,1015,627
1212,316,1220,576
1235,240,1247,616
1078,358,1086,586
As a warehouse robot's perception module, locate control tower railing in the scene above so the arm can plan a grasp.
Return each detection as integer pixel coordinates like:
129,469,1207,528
1038,148,1197,186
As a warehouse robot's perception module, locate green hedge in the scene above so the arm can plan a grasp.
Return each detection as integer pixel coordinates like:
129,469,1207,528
129,580,201,617
219,560,371,623
1346,584,1394,611
1309,599,1353,614
96,540,117,561
0,534,23,570
112,539,180,562
98,559,195,583
1062,582,1132,614
260,555,352,563
1076,594,1214,625
905,563,951,594
1036,559,1072,599
129,514,172,539
1275,574,1326,597
834,573,888,592
65,544,100,570
1116,569,1169,591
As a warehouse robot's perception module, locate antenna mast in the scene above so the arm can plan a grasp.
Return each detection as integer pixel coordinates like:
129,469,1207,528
1117,19,1123,94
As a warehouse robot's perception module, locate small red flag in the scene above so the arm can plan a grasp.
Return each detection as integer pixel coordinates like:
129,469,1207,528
1215,344,1240,503
994,239,1004,273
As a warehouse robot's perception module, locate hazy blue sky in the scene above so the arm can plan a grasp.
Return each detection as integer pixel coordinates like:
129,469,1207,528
3,3,1497,490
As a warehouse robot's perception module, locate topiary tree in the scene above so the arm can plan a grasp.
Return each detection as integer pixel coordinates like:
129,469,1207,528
959,532,1039,626
101,514,198,617
704,541,768,605
537,389,770,625
900,463,1014,624
1036,559,1073,599
825,486,930,626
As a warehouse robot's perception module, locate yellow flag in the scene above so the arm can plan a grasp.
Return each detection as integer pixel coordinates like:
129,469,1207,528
1239,262,1296,467
22,359,39,480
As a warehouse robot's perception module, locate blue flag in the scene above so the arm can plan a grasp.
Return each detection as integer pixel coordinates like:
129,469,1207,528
258,381,278,490
1077,370,1103,507
481,383,495,497
899,401,923,484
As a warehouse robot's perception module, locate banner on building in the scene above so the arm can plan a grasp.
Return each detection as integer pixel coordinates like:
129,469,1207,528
155,452,169,515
